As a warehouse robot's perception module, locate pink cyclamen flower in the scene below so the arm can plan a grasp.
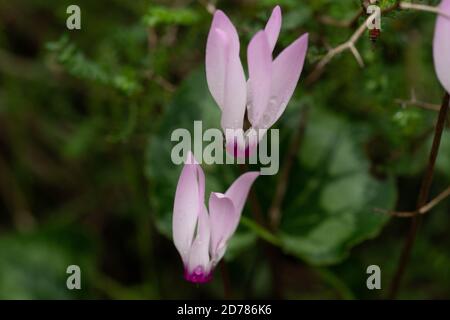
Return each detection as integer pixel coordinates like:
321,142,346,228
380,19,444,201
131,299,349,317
206,6,309,157
172,151,259,283
433,0,450,93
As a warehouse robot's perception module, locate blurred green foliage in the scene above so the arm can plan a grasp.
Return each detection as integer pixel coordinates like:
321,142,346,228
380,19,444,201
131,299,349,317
0,0,449,299
143,6,201,27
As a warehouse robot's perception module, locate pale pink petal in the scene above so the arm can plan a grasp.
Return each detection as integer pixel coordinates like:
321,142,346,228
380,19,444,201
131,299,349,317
264,6,282,52
433,0,450,93
209,10,240,53
247,31,272,127
224,171,259,235
186,204,212,283
256,33,308,129
220,49,247,130
205,10,247,130
206,10,239,109
206,28,228,110
209,193,235,262
172,151,205,264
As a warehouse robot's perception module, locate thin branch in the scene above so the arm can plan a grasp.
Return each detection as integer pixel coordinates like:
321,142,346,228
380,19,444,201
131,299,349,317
419,185,450,214
399,1,450,19
389,92,450,299
395,98,441,112
375,185,450,217
305,1,443,86
395,89,441,111
317,9,364,28
305,12,375,85
144,70,176,93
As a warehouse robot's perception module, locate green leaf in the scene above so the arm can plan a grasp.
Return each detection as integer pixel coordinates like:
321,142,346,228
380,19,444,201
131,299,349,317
279,107,397,265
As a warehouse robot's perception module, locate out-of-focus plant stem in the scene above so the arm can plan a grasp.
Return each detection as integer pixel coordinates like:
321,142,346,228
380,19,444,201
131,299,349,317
268,106,309,230
389,92,450,299
0,153,35,231
314,268,356,300
240,216,281,247
220,261,232,299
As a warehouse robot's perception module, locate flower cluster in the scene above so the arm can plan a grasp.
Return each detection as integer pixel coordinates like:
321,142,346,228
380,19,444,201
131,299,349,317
172,6,309,283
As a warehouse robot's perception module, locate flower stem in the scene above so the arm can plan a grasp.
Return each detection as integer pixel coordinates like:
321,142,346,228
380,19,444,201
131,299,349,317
220,261,232,299
240,216,281,247
388,92,450,299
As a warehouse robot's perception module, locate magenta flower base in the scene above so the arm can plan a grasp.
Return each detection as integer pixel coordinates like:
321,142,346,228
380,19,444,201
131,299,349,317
184,266,213,284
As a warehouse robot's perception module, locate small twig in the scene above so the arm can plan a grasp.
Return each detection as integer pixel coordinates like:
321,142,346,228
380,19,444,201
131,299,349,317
144,70,176,92
389,92,450,299
268,106,309,230
317,9,364,28
305,1,445,86
399,1,450,19
154,75,176,92
395,89,441,112
374,185,450,217
305,12,375,85
395,99,441,112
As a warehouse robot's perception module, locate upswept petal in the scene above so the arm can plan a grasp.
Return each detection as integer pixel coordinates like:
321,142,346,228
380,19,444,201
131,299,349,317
433,0,450,93
255,33,309,129
206,10,240,108
224,171,260,235
264,6,282,52
208,193,235,262
247,31,272,127
210,10,240,52
220,49,247,130
172,151,205,263
205,10,247,131
206,28,228,110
